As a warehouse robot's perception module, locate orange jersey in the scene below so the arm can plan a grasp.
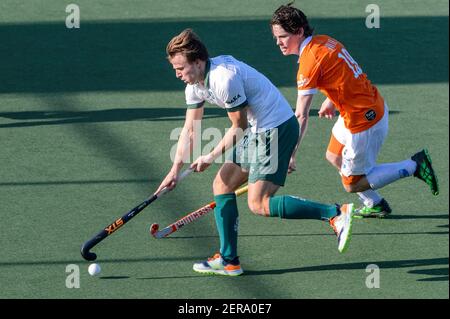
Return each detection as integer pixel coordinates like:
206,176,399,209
297,35,385,133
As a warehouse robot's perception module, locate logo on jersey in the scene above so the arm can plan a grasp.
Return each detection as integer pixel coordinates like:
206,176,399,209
365,109,377,121
297,74,309,87
325,39,338,50
226,94,242,105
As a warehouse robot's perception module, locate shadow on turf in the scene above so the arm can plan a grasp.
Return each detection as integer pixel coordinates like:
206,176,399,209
163,229,449,240
386,214,449,220
242,257,449,282
409,268,449,282
0,108,395,128
99,276,130,280
0,256,206,267
137,258,449,282
0,16,447,94
0,178,155,187
0,108,226,128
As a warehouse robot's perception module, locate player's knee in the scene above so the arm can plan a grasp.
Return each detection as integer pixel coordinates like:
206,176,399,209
247,198,268,217
325,151,341,168
343,183,358,193
325,151,335,164
341,175,364,193
212,176,227,194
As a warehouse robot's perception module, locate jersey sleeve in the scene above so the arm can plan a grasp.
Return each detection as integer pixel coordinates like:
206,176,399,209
185,85,205,109
217,74,248,112
297,51,321,96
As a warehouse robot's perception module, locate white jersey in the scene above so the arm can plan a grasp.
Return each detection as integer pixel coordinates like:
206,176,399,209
185,55,294,132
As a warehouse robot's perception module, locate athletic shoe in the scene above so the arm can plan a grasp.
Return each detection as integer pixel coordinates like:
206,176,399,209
330,203,354,253
353,198,392,219
193,253,243,276
411,149,439,196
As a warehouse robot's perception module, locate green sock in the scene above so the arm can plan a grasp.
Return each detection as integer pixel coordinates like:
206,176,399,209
214,193,239,262
269,195,337,220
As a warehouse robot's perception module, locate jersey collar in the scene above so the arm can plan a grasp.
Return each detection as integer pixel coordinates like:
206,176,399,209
297,36,313,63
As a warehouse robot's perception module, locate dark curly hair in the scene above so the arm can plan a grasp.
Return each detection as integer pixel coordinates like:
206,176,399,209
270,2,314,37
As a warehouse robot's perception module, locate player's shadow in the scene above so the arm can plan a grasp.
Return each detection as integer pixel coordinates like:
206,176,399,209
163,229,449,240
0,108,227,128
409,268,449,282
99,276,130,280
0,178,156,187
243,257,449,282
386,213,449,220
0,107,396,128
0,255,207,268
137,257,449,282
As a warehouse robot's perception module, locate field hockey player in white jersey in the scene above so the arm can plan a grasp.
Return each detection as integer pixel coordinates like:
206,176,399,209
155,29,356,276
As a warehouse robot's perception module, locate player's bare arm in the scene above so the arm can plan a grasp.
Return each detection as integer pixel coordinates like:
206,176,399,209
291,94,314,159
288,94,313,173
156,107,204,192
191,107,248,172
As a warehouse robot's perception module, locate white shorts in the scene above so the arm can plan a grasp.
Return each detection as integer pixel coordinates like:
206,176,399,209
332,104,389,177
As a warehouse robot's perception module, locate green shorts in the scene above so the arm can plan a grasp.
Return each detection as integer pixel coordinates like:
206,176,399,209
229,115,299,186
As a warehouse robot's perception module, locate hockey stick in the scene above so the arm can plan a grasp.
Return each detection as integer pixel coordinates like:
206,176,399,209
150,184,249,238
80,168,193,261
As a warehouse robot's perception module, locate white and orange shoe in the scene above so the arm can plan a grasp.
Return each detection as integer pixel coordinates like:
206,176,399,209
330,203,354,253
193,253,243,276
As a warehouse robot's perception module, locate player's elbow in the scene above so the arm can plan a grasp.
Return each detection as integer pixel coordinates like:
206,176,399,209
295,113,309,126
235,114,248,130
237,120,248,131
181,124,194,138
